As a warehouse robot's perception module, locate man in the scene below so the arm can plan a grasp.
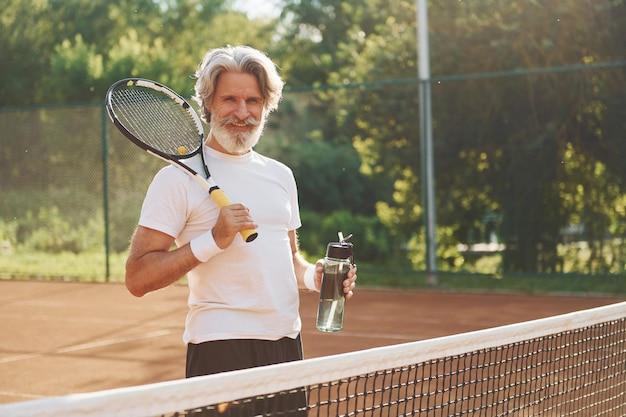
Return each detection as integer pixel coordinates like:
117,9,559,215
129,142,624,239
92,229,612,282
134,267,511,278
124,45,357,414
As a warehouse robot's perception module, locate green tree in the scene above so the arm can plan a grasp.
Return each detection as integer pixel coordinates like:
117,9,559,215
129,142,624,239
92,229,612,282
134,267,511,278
0,0,59,105
48,34,104,103
0,0,275,105
275,0,423,252
276,0,626,273
428,0,626,273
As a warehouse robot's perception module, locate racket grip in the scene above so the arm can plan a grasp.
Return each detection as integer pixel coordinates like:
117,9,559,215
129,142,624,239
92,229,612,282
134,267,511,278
240,228,259,243
209,188,259,243
209,187,233,208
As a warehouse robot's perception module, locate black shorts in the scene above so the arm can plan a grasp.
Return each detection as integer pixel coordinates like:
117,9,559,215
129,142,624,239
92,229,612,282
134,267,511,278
186,335,307,416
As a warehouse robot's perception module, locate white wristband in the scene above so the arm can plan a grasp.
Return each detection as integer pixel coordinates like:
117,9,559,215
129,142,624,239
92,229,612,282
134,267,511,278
189,230,223,262
304,264,318,292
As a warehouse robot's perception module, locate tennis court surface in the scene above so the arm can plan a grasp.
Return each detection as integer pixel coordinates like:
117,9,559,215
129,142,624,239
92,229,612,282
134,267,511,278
0,280,624,416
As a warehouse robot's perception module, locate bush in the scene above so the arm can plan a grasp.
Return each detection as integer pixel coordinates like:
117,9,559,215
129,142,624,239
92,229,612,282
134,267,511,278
0,188,104,253
299,210,393,263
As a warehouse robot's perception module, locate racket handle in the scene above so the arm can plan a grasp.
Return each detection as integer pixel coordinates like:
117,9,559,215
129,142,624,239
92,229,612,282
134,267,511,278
240,228,259,243
209,188,259,243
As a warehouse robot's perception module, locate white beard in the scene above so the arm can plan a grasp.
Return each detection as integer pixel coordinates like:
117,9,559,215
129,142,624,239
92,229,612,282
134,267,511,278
211,115,265,154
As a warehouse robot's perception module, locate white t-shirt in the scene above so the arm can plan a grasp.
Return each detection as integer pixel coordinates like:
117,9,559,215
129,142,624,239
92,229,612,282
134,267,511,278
139,146,302,344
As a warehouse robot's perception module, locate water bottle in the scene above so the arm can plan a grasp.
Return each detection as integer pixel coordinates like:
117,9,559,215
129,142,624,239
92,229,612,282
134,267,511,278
316,238,353,332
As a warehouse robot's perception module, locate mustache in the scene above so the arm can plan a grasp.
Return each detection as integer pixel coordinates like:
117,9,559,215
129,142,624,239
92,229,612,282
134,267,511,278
218,115,261,127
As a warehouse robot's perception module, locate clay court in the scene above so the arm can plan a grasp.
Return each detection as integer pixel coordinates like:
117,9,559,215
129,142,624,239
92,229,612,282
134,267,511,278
0,279,623,406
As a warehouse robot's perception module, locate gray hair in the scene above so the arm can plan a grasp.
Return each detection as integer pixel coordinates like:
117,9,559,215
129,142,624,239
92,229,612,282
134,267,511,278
193,45,284,123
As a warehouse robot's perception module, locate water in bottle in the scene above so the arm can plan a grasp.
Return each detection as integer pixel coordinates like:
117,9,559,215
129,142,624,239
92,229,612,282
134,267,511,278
316,238,353,332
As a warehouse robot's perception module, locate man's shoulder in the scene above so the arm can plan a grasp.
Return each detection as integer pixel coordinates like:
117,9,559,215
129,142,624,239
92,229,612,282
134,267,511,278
252,151,292,174
154,154,206,181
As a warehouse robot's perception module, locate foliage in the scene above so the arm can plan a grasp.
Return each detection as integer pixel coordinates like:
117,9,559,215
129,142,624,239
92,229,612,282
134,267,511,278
299,209,393,264
0,0,274,105
0,189,104,253
276,0,626,273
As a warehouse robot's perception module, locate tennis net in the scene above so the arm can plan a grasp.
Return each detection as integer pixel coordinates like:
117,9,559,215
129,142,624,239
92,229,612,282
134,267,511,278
1,301,624,417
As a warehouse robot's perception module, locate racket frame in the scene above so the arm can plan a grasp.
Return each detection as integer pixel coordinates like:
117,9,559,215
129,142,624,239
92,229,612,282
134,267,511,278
105,78,258,243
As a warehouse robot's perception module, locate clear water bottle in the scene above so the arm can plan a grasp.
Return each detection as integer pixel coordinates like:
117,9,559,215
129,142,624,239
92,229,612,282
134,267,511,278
316,239,353,332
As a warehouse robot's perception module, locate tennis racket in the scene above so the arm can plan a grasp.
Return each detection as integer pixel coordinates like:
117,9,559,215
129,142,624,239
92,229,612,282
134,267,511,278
105,78,258,243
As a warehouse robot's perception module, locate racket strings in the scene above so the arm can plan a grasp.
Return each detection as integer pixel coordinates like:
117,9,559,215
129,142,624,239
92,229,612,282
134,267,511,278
110,86,201,157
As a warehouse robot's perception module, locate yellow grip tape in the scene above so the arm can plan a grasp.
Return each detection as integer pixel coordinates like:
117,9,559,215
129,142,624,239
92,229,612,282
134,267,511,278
210,188,258,243
209,188,232,208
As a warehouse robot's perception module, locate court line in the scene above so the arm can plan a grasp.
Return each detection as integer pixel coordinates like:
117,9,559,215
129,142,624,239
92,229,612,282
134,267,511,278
0,390,47,401
0,329,179,365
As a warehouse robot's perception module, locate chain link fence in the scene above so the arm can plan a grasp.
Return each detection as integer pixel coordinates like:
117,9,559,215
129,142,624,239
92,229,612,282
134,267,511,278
0,104,161,280
0,93,324,281
1,65,625,281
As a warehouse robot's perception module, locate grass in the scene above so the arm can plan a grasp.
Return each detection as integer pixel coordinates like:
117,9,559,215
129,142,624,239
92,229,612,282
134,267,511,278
1,250,625,296
0,250,127,282
357,266,626,296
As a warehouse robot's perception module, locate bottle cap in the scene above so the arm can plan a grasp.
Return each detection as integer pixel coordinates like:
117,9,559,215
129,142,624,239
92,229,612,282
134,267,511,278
326,242,353,260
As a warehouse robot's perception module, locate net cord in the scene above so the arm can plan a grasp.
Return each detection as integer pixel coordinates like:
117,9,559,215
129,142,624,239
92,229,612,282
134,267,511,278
1,301,624,417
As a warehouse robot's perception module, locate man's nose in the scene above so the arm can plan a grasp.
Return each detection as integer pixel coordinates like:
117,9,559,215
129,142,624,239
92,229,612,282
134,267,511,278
234,99,250,120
